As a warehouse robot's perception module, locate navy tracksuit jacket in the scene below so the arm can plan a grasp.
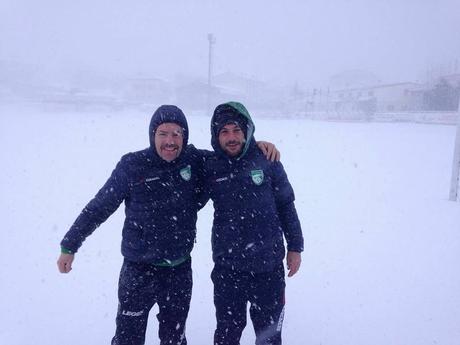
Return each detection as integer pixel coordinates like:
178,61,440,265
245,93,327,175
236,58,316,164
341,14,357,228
204,101,304,345
61,144,204,264
204,102,304,273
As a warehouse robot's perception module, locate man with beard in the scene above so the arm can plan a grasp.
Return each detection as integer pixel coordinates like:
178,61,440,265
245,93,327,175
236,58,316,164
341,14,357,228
204,102,304,345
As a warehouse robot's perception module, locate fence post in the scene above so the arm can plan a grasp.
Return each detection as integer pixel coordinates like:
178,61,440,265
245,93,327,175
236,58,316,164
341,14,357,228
449,99,460,201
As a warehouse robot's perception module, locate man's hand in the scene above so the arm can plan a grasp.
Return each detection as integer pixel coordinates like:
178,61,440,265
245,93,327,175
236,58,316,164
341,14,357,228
57,253,75,273
286,251,301,277
256,141,280,162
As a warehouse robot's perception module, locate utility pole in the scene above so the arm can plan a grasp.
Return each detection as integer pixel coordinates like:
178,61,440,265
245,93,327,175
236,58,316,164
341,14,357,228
208,33,216,86
449,98,460,201
207,33,216,114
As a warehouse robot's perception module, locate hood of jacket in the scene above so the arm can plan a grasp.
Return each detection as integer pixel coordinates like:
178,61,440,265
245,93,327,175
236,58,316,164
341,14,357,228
149,105,189,162
210,101,256,160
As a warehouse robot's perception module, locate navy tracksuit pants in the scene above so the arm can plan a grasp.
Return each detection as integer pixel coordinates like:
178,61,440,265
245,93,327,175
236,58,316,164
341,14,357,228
111,258,192,345
211,264,286,345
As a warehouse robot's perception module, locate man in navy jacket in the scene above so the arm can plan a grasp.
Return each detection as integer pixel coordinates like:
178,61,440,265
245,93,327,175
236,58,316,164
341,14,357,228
204,102,304,345
57,105,279,345
58,105,203,345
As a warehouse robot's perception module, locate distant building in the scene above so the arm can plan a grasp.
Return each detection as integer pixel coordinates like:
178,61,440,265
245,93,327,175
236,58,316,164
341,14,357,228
440,73,460,88
122,78,173,106
329,69,382,90
213,72,262,98
212,72,285,111
175,80,221,110
326,82,424,116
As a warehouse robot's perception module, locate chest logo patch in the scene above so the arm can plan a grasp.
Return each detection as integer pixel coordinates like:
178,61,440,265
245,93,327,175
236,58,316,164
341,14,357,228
180,165,192,181
250,169,264,186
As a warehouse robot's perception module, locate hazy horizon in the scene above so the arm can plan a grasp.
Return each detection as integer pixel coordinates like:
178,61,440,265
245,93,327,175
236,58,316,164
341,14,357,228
2,0,460,88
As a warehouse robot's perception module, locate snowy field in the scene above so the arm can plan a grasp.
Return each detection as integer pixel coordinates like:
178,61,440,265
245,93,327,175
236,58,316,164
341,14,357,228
1,104,459,345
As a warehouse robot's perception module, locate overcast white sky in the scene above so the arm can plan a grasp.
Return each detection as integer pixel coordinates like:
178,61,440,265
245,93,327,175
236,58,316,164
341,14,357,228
1,0,460,86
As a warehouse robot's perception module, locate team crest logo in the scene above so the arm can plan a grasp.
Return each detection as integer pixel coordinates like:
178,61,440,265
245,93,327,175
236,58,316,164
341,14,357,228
250,169,264,185
180,165,191,181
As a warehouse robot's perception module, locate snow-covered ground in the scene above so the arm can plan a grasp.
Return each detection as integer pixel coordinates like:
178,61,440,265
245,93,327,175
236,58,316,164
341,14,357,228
1,104,459,345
